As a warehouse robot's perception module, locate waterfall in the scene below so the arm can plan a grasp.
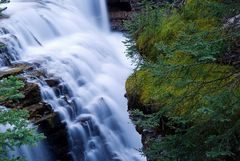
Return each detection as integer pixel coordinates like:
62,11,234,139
0,0,145,161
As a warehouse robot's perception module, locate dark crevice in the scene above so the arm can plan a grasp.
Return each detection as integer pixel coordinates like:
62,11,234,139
107,1,132,12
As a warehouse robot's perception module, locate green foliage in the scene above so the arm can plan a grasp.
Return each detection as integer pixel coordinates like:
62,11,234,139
124,0,166,62
125,0,240,160
0,77,44,161
0,43,5,50
0,2,43,160
124,0,240,63
135,86,240,161
128,59,240,160
0,76,25,102
0,108,44,161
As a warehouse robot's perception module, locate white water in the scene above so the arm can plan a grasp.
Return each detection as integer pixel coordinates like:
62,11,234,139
0,0,145,161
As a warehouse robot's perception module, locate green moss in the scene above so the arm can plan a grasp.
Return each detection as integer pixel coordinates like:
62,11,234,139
126,54,240,160
125,0,240,160
126,53,235,115
126,69,160,107
127,0,239,62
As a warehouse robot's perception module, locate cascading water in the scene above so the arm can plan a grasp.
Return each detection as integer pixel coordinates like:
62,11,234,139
0,0,146,161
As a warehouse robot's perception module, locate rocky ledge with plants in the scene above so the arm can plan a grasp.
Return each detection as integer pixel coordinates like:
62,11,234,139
124,0,240,161
0,62,70,161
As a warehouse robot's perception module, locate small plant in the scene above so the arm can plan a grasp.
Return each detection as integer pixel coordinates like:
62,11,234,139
0,76,44,161
0,76,25,102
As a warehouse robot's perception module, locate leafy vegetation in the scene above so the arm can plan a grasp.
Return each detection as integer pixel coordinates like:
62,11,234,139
0,76,24,102
125,0,240,160
125,0,240,62
0,76,44,161
0,2,44,161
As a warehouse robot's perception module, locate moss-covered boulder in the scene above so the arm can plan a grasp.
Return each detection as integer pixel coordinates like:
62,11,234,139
125,0,240,160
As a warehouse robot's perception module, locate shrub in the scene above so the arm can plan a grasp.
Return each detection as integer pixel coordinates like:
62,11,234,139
0,77,44,161
125,0,240,160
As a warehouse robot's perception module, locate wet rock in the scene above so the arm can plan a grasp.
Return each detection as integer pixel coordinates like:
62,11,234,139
45,78,61,87
224,14,240,29
0,63,70,161
0,43,11,66
0,64,32,78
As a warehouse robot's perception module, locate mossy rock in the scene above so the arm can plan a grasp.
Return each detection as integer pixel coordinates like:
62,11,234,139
126,53,238,117
131,0,238,62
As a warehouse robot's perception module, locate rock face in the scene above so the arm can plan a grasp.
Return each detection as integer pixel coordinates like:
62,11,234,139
221,15,240,68
0,42,11,66
106,0,177,31
0,63,70,161
107,0,140,31
126,93,161,161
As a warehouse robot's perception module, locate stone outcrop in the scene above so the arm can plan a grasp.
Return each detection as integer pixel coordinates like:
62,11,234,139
0,63,70,161
0,42,11,66
107,0,132,31
220,15,240,68
125,92,162,161
106,0,178,31
107,0,141,31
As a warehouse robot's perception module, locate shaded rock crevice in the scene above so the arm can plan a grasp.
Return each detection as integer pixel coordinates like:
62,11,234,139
107,0,140,31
